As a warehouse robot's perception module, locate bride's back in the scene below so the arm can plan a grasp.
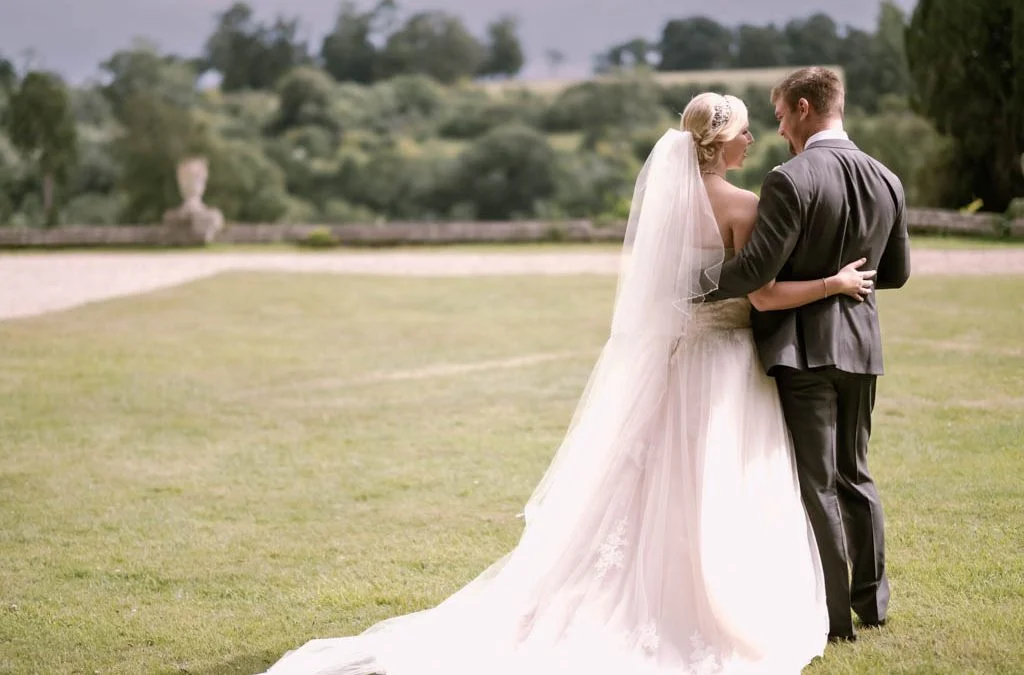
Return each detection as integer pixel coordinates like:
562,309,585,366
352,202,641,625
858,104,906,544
702,175,759,252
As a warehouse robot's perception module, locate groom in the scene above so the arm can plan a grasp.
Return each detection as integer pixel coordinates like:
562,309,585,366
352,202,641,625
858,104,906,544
709,67,910,641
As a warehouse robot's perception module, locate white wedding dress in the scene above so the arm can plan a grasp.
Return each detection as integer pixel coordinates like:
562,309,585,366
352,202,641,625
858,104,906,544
262,132,828,675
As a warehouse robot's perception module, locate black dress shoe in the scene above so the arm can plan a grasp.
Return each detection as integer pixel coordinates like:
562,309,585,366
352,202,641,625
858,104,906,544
858,618,887,629
856,618,888,630
828,632,857,643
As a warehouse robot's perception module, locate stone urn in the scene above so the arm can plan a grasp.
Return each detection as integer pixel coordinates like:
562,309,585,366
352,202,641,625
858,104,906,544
162,157,225,245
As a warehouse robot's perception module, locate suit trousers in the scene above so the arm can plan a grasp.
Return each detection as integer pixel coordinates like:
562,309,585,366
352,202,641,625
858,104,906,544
774,366,890,636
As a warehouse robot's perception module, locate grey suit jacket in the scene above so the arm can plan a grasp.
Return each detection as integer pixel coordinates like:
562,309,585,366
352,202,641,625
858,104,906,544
710,139,910,376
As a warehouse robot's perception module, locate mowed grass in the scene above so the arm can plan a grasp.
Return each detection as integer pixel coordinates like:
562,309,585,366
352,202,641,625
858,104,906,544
0,272,1021,674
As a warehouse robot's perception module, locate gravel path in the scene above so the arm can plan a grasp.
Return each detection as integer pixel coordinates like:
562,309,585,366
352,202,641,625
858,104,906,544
1,249,1022,321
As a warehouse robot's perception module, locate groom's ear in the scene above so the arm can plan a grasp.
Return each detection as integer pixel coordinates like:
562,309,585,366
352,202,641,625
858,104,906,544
797,98,811,119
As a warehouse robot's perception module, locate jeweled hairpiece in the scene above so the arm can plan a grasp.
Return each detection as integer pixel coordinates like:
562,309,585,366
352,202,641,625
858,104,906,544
711,98,732,131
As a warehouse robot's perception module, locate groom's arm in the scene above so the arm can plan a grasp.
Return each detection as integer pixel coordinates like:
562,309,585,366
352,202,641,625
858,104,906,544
708,169,803,300
875,192,911,289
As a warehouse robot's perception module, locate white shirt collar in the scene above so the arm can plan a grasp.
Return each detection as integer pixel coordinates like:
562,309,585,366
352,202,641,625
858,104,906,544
804,128,849,149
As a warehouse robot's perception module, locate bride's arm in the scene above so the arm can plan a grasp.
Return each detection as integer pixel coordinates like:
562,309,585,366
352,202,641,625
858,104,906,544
747,261,874,311
730,195,875,312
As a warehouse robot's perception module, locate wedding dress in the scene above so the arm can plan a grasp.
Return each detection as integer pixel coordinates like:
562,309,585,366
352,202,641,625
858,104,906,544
261,131,828,675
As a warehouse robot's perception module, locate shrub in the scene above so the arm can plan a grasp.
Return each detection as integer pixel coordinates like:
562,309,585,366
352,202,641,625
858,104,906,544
451,124,558,220
299,226,339,248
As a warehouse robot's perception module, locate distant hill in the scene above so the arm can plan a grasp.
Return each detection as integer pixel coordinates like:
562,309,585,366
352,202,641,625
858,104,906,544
478,65,847,97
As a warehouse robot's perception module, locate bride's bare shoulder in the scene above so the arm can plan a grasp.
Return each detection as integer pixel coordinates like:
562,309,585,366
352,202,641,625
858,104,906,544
721,185,759,227
734,188,759,222
711,186,759,249
705,179,759,234
727,188,760,248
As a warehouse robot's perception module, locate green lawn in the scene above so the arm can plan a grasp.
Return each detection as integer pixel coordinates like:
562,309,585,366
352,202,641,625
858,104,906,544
0,273,1021,674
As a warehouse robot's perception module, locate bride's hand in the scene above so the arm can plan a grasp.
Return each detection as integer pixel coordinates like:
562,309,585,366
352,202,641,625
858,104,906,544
829,258,876,301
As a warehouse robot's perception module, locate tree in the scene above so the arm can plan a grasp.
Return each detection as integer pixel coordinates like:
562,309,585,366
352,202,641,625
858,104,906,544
71,85,116,128
784,13,840,66
545,48,566,76
377,74,447,124
846,97,951,206
453,125,558,219
320,1,379,84
837,28,878,112
596,38,657,73
204,2,259,90
658,17,733,71
101,40,198,119
0,131,27,225
0,55,15,92
259,16,310,87
839,3,912,113
349,144,452,219
906,0,1023,211
69,88,120,202
872,2,912,103
114,91,293,223
203,2,309,91
377,12,485,84
6,72,78,224
267,66,339,135
544,77,663,138
0,54,16,132
113,94,208,223
734,25,788,68
478,16,525,78
553,146,638,218
204,139,291,222
740,85,779,130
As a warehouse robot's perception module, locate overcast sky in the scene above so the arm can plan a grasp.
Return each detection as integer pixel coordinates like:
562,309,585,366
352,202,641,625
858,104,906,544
0,0,918,83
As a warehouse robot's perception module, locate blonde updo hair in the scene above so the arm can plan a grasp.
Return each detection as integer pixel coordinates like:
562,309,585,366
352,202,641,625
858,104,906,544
681,93,749,169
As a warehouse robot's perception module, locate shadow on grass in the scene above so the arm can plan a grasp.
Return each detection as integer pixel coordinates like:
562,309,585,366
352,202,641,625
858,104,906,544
182,650,279,675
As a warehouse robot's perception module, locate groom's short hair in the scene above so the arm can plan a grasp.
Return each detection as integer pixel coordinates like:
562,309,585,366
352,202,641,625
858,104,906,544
771,67,845,118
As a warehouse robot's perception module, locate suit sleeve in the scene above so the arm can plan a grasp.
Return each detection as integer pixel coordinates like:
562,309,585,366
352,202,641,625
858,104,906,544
876,191,911,289
709,169,803,300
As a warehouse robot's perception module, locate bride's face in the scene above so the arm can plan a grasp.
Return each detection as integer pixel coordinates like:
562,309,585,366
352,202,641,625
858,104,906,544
722,126,754,170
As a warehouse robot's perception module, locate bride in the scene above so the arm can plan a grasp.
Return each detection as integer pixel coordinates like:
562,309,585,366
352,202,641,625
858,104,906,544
261,93,876,675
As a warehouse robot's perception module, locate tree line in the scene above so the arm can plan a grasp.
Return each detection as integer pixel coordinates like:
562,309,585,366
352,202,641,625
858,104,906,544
598,4,912,115
0,0,1020,228
201,1,525,90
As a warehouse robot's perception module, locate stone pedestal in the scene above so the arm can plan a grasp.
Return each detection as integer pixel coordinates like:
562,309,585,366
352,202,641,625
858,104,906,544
162,157,224,245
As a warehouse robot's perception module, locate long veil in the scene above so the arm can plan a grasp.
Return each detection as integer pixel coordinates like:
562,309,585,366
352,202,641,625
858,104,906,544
522,129,723,528
261,129,729,674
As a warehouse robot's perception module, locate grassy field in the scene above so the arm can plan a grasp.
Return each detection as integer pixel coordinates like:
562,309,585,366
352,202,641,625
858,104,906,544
0,271,1021,674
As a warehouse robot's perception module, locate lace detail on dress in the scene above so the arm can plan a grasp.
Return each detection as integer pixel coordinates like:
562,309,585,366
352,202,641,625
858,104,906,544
688,631,720,674
594,518,628,581
631,621,660,655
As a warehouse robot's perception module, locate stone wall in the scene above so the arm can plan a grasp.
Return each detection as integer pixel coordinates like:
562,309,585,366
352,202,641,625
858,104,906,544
906,208,1024,238
0,220,627,248
1,210,1021,248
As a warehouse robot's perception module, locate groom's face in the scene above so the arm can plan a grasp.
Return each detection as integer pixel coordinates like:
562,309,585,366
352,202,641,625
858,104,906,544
775,98,810,156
